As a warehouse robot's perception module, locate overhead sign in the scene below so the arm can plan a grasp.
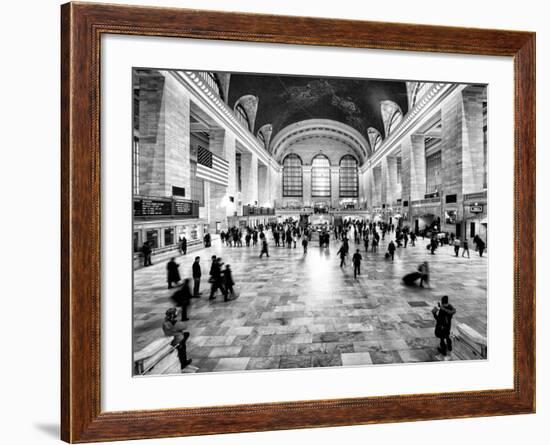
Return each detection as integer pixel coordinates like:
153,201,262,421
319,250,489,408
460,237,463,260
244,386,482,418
470,205,483,213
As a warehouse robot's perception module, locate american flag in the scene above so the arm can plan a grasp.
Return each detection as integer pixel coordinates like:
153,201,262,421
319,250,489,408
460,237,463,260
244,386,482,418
196,146,229,187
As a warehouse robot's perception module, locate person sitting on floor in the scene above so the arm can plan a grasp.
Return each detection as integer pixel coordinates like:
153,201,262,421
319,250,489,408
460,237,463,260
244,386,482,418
162,308,192,370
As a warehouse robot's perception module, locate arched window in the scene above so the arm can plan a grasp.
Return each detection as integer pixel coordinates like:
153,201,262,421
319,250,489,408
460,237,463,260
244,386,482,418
339,155,358,198
258,131,266,148
283,154,303,197
388,110,402,134
311,154,331,198
235,104,250,131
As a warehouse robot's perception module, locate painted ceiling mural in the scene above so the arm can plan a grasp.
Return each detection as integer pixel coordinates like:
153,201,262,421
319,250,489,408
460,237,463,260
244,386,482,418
226,72,409,142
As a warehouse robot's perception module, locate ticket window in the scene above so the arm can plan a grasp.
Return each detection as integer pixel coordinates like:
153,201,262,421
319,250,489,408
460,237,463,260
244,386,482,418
146,229,159,249
178,226,187,241
133,231,140,253
190,225,198,240
164,227,175,246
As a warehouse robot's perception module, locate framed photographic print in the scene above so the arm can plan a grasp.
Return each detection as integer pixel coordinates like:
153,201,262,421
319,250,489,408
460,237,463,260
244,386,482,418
61,2,535,442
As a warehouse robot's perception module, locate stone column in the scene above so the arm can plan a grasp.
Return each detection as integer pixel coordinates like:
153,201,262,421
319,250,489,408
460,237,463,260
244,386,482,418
302,166,312,206
331,166,340,208
272,166,283,207
258,163,269,207
461,85,486,194
241,151,259,207
380,157,389,206
137,70,190,198
207,129,237,231
401,139,411,203
372,166,382,206
410,134,426,201
363,168,373,210
386,156,399,205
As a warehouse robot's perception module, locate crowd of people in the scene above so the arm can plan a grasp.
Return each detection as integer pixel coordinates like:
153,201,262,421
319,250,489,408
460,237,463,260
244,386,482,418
149,217,487,371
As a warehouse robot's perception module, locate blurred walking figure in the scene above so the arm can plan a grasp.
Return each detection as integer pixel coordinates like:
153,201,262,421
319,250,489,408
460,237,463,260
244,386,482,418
419,261,430,288
429,236,438,255
171,278,192,321
387,240,396,261
432,296,456,356
352,249,362,278
209,256,225,300
223,264,235,302
337,244,348,267
166,257,181,289
473,235,486,257
453,237,461,257
302,237,309,255
259,238,269,258
462,238,470,258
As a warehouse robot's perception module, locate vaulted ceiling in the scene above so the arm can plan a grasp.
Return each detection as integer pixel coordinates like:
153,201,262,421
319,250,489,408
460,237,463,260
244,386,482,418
226,72,409,144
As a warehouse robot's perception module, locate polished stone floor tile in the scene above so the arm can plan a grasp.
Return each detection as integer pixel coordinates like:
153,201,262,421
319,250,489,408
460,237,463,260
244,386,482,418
134,232,487,374
215,357,250,372
341,352,373,366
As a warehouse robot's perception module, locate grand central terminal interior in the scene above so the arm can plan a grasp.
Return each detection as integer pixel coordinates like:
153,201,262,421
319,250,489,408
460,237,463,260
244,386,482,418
132,69,488,376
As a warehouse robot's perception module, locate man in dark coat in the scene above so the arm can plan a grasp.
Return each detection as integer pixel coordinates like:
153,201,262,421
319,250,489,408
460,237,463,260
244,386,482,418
223,264,234,302
430,236,438,254
171,278,192,320
209,257,224,300
141,241,152,267
192,256,201,298
337,245,347,268
179,236,187,255
302,237,309,255
259,239,269,258
432,295,456,356
166,257,181,289
473,235,486,257
352,249,362,278
388,240,396,261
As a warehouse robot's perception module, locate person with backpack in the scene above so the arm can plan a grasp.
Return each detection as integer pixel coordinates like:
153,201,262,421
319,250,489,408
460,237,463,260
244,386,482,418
473,235,486,257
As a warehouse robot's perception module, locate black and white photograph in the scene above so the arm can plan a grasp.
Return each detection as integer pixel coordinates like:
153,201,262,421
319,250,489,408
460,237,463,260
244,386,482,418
132,68,488,376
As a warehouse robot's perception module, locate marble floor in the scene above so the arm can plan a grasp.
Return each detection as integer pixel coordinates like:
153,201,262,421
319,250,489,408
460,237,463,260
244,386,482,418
133,231,487,375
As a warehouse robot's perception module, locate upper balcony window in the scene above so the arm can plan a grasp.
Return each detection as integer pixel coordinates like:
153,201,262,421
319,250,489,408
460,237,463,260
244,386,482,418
283,154,303,197
339,155,358,198
311,154,331,198
235,104,250,131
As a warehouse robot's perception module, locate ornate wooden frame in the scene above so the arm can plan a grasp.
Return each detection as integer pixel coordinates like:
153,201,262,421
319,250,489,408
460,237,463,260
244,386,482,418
61,2,536,442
